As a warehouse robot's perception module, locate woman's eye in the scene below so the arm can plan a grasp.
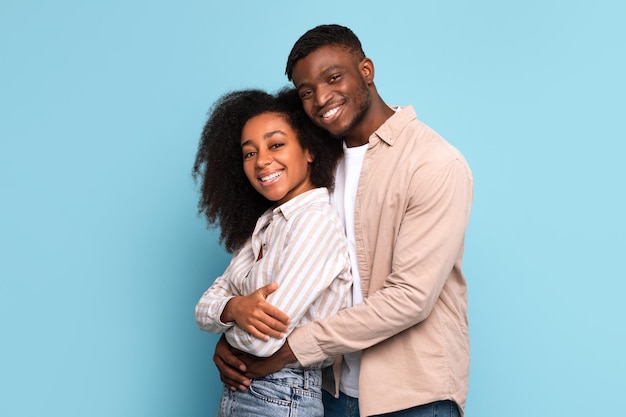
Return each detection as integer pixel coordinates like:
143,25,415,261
270,143,284,150
243,151,256,159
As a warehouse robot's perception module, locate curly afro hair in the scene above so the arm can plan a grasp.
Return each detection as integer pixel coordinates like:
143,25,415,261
193,87,342,253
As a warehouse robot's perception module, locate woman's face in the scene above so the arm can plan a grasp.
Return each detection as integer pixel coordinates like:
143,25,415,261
241,112,314,205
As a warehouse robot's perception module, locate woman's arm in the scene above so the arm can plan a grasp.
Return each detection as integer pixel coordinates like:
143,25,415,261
221,282,290,340
225,208,351,357
195,253,289,339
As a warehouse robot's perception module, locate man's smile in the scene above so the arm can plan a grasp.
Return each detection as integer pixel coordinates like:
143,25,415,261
322,106,341,119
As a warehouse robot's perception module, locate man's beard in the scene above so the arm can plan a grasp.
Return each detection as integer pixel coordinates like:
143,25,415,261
333,78,372,140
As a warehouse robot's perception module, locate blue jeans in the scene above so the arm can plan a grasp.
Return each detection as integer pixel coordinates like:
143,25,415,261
218,368,323,417
323,390,360,417
323,390,460,417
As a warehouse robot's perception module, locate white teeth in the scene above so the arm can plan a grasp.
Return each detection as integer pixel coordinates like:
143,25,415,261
322,106,340,119
260,171,282,182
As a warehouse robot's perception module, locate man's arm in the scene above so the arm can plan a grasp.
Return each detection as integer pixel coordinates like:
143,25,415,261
288,159,473,365
213,334,296,391
214,159,472,383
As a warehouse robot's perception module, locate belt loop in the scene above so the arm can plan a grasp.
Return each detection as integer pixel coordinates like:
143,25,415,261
303,369,310,389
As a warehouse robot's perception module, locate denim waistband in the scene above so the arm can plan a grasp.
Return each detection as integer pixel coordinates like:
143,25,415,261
255,367,322,389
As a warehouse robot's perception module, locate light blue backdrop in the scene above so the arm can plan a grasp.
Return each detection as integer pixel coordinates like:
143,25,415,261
1,1,624,416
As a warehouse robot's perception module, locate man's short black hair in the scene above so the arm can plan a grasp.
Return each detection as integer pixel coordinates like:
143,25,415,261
285,24,366,81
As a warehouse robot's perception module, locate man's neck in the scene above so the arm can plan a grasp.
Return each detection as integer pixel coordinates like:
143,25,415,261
343,99,395,148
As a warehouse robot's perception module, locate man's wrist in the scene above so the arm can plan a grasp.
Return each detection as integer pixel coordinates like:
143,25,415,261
278,340,297,365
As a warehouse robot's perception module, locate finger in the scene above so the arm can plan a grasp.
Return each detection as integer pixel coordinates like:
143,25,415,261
241,324,271,341
215,338,247,372
250,309,289,334
219,373,250,392
257,282,278,300
254,320,287,339
264,306,291,327
215,356,251,390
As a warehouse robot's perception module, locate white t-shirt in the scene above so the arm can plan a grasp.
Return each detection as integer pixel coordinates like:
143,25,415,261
331,141,368,398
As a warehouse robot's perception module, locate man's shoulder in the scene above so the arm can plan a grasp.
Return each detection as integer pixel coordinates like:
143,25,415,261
375,106,469,175
381,106,444,146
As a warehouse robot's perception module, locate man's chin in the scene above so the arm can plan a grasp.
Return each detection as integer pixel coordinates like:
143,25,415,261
326,125,349,139
314,122,344,138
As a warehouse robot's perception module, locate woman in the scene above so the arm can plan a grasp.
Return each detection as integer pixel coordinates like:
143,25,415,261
193,88,352,417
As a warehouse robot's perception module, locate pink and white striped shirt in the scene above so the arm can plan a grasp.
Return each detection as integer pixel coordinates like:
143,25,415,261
195,187,352,364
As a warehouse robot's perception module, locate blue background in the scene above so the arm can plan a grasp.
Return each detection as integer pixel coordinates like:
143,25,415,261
1,1,624,416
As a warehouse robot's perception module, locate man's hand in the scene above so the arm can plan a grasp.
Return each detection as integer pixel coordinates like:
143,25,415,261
213,335,251,391
240,341,297,379
221,282,290,341
213,335,298,391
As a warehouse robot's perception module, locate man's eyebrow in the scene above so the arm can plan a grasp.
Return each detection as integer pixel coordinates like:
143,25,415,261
296,65,342,89
320,65,342,76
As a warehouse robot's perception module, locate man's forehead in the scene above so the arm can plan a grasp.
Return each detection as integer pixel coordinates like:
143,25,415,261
293,46,353,73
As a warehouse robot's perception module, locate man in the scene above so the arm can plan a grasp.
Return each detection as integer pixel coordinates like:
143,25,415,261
210,24,473,417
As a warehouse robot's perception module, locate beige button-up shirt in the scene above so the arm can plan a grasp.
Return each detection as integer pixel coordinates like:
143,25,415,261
287,106,473,416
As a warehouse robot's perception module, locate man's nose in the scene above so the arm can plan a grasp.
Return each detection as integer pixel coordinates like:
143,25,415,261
314,85,332,107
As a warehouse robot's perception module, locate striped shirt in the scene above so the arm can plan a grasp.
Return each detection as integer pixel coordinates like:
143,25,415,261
195,187,352,363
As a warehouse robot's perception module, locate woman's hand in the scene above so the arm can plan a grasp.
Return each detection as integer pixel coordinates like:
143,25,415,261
221,282,290,341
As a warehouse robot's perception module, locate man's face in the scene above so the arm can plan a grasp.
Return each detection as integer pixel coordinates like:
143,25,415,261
291,45,371,142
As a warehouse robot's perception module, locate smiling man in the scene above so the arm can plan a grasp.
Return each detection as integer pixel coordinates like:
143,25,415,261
212,24,474,417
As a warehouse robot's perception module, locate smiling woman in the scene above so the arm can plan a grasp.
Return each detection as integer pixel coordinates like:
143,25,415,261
191,87,352,417
241,112,315,205
193,88,342,253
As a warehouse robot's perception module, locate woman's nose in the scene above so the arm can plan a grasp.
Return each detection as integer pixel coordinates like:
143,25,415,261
256,148,272,167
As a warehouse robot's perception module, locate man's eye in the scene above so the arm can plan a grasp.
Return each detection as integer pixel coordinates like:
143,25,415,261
300,90,312,99
329,74,341,83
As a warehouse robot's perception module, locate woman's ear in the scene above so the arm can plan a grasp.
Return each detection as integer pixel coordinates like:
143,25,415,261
304,149,315,164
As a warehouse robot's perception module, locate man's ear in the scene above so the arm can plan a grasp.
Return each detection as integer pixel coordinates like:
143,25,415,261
360,58,374,85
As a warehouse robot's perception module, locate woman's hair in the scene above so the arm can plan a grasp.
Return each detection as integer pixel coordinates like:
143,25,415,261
193,87,342,253
285,24,365,81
